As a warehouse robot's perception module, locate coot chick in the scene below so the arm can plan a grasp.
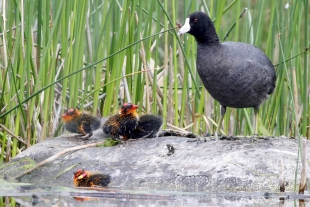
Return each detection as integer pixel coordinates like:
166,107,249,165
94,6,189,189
102,103,139,140
62,108,101,140
73,169,111,187
178,11,276,136
130,114,163,138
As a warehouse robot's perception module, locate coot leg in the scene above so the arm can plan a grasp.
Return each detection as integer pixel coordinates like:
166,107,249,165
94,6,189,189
214,105,227,140
254,107,259,135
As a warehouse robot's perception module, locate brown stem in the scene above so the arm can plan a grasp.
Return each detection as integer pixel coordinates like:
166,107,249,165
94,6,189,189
0,124,27,145
13,141,105,180
278,158,285,192
299,139,307,194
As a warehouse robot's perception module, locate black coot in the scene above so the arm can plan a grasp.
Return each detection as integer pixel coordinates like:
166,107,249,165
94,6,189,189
178,11,276,136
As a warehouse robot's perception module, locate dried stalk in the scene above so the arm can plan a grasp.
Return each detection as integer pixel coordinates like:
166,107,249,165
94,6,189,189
278,158,285,192
13,141,105,180
0,124,27,145
167,46,173,124
138,31,164,113
299,139,307,194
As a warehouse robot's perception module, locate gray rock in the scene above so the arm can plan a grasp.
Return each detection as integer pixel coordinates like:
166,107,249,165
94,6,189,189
0,128,309,192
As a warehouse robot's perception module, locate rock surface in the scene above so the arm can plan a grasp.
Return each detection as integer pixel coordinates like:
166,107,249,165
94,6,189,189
0,127,309,192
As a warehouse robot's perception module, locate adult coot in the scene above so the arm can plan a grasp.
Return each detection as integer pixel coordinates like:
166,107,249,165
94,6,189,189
178,11,276,137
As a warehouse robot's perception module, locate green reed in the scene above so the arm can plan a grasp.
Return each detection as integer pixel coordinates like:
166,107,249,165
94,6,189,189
0,0,309,163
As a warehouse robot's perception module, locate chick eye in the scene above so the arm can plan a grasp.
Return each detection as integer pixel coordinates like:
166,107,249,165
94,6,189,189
194,19,198,23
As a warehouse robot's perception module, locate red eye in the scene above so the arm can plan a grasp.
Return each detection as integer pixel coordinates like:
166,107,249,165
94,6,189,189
194,19,198,23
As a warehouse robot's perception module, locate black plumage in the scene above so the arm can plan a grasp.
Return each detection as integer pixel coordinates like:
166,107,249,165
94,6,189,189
102,103,139,140
84,174,111,187
62,108,101,140
119,113,139,136
130,114,163,138
178,11,276,136
102,115,121,139
73,169,111,187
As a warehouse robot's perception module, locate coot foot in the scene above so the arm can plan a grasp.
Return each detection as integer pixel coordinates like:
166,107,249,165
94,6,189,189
212,132,227,141
80,132,93,140
126,131,154,142
189,133,227,145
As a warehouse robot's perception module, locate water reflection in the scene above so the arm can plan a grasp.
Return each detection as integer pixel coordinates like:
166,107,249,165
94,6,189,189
1,193,310,207
1,182,310,207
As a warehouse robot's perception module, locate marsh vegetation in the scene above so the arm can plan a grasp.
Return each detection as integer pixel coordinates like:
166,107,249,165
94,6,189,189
0,0,309,162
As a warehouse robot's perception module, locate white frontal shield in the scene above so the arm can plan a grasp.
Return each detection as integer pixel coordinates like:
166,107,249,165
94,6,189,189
178,18,190,35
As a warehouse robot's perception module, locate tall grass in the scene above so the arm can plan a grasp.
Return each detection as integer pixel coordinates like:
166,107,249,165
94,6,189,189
0,0,309,162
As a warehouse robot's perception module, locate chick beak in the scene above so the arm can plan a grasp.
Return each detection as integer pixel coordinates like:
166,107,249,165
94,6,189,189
132,104,139,109
77,173,87,180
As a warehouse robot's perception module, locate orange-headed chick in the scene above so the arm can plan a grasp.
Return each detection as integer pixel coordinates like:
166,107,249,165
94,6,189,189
102,103,139,140
62,108,101,140
73,169,111,187
130,114,163,139
102,114,121,139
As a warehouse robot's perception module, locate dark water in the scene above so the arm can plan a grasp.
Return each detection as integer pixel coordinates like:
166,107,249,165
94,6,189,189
0,183,309,206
